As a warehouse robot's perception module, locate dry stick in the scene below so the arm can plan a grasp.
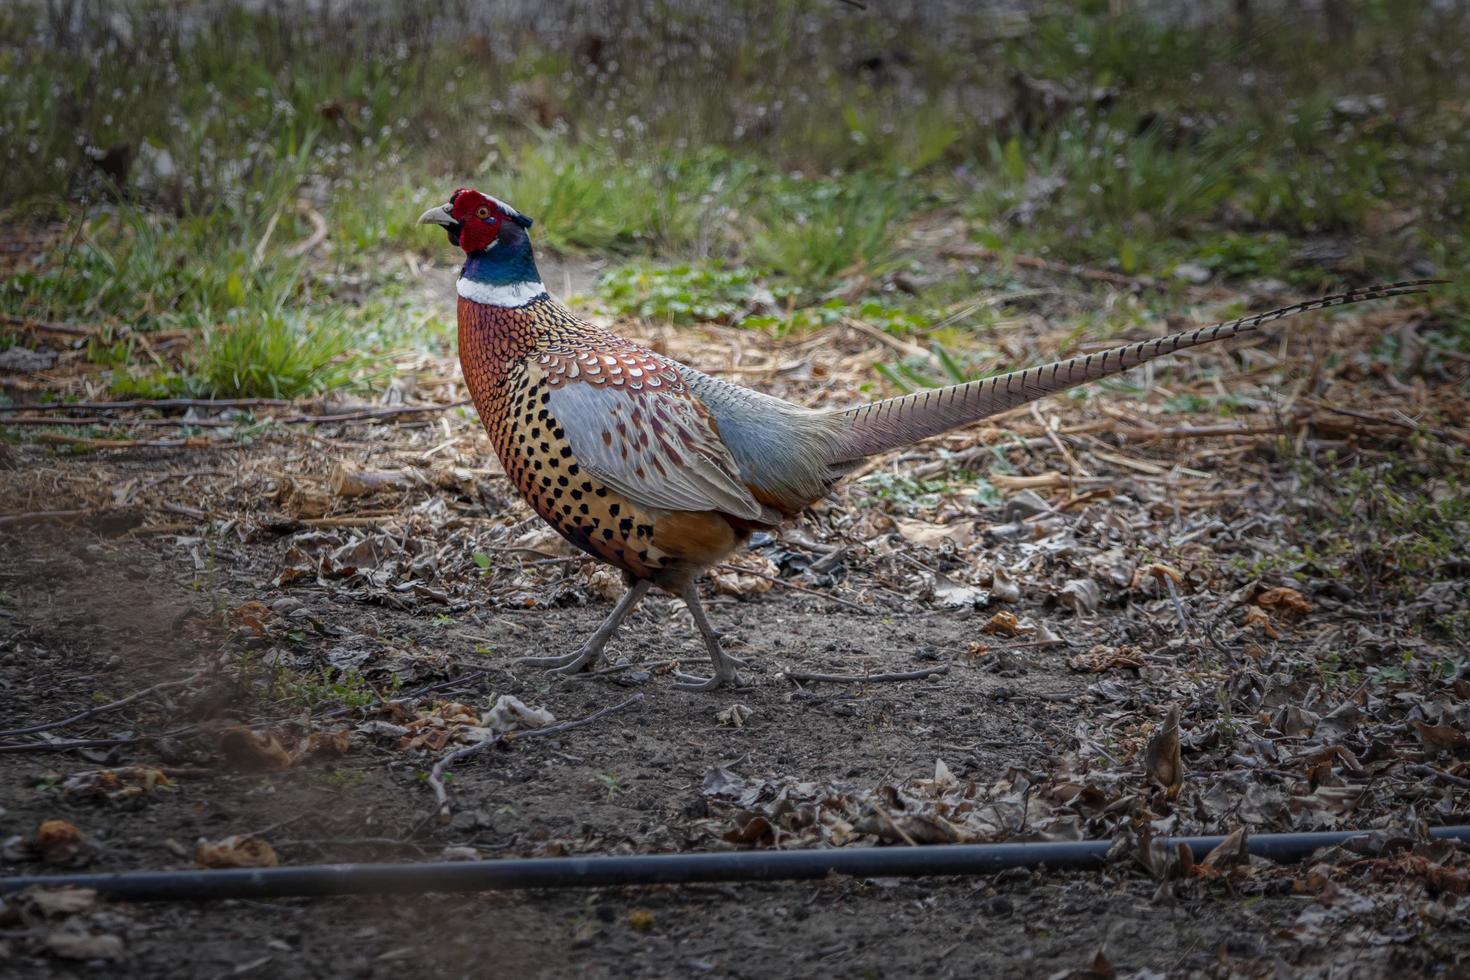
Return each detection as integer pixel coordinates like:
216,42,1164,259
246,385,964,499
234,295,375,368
272,400,471,424
0,509,93,529
0,398,292,413
1407,764,1470,789
33,433,213,450
1302,399,1470,448
284,205,329,258
0,312,100,337
713,563,874,615
786,665,950,684
0,671,205,739
3,402,472,428
0,727,197,755
872,804,920,847
938,244,1184,294
426,694,644,823
1,416,243,428
1163,574,1192,632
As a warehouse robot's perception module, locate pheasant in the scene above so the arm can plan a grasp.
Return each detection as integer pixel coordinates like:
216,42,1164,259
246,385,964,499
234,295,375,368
419,188,1435,690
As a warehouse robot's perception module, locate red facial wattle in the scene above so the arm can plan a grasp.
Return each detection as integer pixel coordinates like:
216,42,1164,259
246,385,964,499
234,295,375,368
449,188,503,254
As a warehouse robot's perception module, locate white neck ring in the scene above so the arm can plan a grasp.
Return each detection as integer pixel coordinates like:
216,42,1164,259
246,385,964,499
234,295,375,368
456,277,547,308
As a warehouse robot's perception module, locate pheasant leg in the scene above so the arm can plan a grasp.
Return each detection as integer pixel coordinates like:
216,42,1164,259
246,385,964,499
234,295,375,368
514,580,651,674
672,582,747,691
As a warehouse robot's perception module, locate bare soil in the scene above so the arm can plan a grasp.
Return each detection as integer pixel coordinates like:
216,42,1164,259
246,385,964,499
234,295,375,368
3,289,1469,978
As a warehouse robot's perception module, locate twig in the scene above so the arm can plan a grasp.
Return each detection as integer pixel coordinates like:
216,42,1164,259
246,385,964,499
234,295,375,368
786,665,949,684
3,415,237,428
1406,764,1470,789
873,804,919,846
0,312,101,337
714,563,873,615
427,694,643,823
939,244,1182,294
0,671,204,738
3,401,472,428
284,203,329,258
1164,574,1191,632
0,728,194,755
33,433,213,450
0,509,94,529
1302,398,1470,448
272,400,472,424
0,397,292,412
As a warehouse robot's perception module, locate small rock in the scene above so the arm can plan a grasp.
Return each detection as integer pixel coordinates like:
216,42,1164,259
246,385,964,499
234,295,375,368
1172,262,1212,284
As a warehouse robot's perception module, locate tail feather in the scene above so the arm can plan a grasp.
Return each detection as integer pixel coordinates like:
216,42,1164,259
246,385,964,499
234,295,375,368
825,280,1443,463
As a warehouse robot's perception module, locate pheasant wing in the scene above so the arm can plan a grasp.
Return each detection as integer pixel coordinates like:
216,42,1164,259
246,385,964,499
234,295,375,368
546,380,773,522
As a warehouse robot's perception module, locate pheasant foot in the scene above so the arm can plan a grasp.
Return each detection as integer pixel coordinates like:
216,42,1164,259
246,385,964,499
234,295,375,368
512,579,650,675
669,582,747,691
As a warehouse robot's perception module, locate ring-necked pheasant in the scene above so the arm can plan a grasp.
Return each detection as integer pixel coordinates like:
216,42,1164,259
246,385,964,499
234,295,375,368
420,188,1437,690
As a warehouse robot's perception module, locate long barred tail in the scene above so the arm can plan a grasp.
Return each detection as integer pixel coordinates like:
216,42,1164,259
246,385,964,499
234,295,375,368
825,279,1443,463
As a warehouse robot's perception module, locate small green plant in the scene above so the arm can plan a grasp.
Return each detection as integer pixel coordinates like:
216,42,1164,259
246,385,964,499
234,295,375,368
749,177,911,297
1160,392,1249,416
598,263,761,324
275,667,382,711
195,309,372,399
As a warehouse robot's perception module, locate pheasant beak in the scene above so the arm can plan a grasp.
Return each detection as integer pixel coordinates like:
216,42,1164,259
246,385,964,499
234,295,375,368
417,203,461,247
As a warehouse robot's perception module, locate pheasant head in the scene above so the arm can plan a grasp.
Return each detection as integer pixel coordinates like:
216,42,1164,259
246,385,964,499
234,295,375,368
418,188,544,307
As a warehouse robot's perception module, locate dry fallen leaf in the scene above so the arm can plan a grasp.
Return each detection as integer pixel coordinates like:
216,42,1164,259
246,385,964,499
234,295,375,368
26,888,97,916
1242,604,1280,639
34,819,92,867
1068,644,1144,673
628,908,657,932
1131,562,1183,590
484,695,555,734
1201,827,1250,870
981,610,1025,636
219,727,295,771
45,930,124,961
1413,720,1469,753
583,563,624,602
1256,585,1313,617
989,566,1021,603
227,600,273,636
710,553,778,597
1143,706,1185,798
195,835,278,869
61,766,175,802
1058,577,1102,614
716,704,753,728
894,517,972,549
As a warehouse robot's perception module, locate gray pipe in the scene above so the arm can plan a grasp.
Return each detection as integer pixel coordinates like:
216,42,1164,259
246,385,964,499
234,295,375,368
3,826,1466,901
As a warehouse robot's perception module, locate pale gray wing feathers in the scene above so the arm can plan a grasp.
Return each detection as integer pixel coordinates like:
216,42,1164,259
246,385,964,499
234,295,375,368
547,382,774,522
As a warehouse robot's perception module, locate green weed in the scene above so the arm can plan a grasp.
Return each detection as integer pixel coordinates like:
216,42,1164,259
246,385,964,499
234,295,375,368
194,308,373,399
598,263,761,324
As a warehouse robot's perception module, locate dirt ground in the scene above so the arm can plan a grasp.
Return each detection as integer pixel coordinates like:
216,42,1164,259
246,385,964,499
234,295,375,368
3,283,1470,978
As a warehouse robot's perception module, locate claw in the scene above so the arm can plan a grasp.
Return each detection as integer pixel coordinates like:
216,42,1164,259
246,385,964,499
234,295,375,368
671,668,746,691
513,646,598,674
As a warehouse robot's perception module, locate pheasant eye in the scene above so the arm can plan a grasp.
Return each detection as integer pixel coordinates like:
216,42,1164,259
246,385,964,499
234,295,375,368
476,206,490,219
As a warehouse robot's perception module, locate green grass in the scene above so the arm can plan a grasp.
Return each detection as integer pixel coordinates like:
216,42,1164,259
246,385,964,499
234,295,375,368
194,309,373,399
749,176,914,296
597,263,763,324
4,0,1470,398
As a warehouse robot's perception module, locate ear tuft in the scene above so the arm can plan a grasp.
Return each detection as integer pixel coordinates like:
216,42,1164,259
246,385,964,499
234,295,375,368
511,212,533,229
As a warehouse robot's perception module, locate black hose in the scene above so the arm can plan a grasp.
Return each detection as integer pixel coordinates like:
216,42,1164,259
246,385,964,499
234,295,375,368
3,826,1465,902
